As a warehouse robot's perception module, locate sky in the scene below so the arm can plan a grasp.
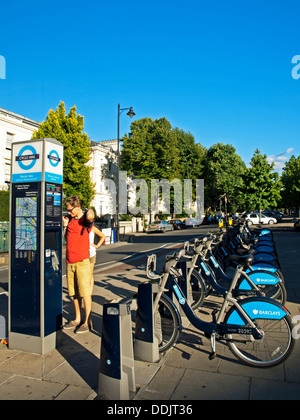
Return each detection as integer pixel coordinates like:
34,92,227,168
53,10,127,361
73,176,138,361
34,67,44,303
0,0,300,172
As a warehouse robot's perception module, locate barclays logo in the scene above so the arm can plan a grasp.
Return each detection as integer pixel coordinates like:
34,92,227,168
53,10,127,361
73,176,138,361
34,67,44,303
255,278,276,283
253,309,281,316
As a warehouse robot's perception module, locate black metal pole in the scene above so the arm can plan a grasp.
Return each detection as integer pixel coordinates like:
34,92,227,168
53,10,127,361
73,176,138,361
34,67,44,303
116,104,120,242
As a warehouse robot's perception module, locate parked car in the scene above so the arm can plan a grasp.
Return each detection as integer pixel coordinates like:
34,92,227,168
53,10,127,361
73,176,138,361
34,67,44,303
243,213,277,225
169,219,186,230
147,220,174,233
184,218,202,228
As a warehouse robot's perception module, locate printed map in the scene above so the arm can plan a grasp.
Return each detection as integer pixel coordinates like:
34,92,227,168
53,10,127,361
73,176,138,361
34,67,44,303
15,197,38,250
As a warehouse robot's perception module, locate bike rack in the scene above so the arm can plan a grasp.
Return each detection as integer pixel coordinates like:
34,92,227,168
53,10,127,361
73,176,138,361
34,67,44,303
134,282,160,363
98,300,136,400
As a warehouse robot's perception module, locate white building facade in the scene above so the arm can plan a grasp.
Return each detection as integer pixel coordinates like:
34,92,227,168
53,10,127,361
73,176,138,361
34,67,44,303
88,140,118,224
0,108,118,220
0,107,141,230
0,107,40,190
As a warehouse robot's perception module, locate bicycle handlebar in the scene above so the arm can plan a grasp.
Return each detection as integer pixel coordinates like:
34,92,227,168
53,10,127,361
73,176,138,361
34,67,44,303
146,253,161,280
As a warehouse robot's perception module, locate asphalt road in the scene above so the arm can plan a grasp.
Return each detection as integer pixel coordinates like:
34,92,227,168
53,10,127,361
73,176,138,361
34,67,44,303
93,225,218,270
0,224,219,293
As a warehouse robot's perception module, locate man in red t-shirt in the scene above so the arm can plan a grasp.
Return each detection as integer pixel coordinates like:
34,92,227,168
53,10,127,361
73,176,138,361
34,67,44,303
63,196,94,334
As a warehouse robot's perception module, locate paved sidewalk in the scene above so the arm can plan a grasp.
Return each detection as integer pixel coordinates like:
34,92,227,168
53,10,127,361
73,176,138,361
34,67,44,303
0,229,300,400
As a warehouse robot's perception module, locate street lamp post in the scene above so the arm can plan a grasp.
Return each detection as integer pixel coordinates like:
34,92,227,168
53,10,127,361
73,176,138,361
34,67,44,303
116,104,135,242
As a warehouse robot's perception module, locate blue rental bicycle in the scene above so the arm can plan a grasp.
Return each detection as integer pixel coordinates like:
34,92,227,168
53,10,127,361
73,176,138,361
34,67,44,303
146,249,295,368
203,234,287,304
183,234,287,311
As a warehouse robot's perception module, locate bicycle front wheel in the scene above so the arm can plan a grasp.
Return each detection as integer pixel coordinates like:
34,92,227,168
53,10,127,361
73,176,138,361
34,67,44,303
190,269,206,310
256,282,287,305
237,277,287,305
224,315,295,368
154,294,181,353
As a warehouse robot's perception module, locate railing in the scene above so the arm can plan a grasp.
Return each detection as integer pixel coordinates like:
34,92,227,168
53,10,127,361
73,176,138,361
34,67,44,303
0,222,9,253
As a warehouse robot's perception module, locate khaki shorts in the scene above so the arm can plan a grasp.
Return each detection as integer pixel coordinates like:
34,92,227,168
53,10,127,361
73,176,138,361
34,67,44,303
89,255,96,265
67,259,91,298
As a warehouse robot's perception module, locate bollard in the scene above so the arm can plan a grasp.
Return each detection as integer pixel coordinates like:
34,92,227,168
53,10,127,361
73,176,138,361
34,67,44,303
0,315,7,341
98,301,135,400
134,282,160,363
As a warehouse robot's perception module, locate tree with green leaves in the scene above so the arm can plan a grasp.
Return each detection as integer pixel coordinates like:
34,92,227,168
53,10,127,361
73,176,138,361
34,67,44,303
121,117,180,181
242,149,282,217
280,155,300,213
173,128,206,181
0,191,9,221
121,117,180,216
32,101,94,208
121,117,206,217
203,143,246,213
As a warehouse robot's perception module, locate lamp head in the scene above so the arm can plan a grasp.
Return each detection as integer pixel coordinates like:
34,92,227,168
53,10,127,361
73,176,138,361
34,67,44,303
126,107,136,118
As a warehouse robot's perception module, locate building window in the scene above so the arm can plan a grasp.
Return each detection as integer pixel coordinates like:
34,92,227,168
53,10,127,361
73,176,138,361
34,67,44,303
6,133,14,150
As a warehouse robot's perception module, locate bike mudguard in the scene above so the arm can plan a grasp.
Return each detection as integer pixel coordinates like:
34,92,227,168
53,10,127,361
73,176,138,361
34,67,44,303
257,236,273,243
259,229,272,236
226,297,289,325
238,270,280,290
247,262,278,273
255,245,275,253
254,252,277,262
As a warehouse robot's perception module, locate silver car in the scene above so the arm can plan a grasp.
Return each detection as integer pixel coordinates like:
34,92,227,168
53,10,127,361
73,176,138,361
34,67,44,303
244,213,277,225
184,218,202,228
147,220,174,233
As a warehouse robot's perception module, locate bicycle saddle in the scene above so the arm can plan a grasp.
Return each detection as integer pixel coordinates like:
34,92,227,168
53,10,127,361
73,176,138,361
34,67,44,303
236,247,255,256
229,254,254,266
243,237,259,245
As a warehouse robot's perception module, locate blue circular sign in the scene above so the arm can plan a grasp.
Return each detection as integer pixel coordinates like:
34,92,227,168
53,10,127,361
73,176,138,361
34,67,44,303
48,149,60,167
17,145,38,170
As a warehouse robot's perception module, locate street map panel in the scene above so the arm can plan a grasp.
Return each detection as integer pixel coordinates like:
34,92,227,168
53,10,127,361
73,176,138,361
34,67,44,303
15,197,38,250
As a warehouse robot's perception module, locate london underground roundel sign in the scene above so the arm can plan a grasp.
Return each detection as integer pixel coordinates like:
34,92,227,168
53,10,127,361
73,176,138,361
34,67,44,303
16,145,39,170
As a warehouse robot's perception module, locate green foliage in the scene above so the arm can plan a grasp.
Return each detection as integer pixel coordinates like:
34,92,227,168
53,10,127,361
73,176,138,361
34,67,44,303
242,149,282,211
0,191,9,221
121,117,181,181
121,117,206,216
31,101,95,208
280,155,300,209
203,143,246,211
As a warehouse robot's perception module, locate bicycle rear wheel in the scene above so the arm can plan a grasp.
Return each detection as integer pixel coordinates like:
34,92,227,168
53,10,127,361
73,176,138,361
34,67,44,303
224,314,295,368
155,294,180,353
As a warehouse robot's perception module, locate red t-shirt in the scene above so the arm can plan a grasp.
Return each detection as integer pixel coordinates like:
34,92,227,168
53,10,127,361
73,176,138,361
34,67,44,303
65,214,93,264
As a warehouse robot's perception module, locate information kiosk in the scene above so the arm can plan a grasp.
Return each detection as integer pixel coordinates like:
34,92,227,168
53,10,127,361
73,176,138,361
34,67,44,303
9,138,64,354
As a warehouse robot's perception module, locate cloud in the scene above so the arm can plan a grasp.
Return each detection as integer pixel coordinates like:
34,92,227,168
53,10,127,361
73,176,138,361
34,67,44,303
267,148,294,172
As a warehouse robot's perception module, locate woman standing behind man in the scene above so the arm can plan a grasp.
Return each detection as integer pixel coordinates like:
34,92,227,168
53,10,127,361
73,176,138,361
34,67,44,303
89,225,105,295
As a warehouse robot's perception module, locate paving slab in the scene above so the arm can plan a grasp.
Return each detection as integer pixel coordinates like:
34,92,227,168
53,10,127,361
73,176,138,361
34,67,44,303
0,228,299,400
